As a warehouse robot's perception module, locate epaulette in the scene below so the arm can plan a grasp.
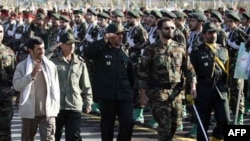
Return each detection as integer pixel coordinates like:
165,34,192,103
78,55,85,62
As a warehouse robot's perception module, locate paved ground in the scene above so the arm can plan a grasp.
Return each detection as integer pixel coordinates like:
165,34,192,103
11,103,250,141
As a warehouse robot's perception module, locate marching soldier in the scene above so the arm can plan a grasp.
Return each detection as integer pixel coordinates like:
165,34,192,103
0,24,16,141
226,12,246,125
125,9,148,125
138,19,197,141
148,10,162,44
190,21,230,141
96,12,110,40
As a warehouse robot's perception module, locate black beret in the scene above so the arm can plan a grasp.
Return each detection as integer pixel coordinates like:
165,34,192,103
202,22,217,33
106,23,128,33
161,10,176,19
97,12,110,19
111,9,124,17
210,11,223,23
150,10,162,19
73,9,83,15
189,13,207,22
143,10,150,15
226,12,241,21
127,10,140,18
60,15,70,22
87,8,97,16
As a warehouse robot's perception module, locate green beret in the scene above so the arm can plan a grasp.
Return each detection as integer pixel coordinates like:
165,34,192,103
60,32,79,44
73,9,83,15
135,9,143,17
150,10,162,19
111,9,124,17
226,12,241,21
127,10,140,18
189,13,207,22
161,10,176,19
87,8,97,16
241,12,250,19
143,10,150,15
51,13,60,20
106,23,128,33
97,12,110,19
173,11,187,18
36,13,45,19
210,11,223,23
60,15,70,22
202,22,217,33
192,9,203,14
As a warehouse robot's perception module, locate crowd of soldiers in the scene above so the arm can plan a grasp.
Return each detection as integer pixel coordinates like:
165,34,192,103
1,3,250,141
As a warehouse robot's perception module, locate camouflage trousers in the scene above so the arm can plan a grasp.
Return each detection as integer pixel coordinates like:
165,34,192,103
148,88,182,141
229,78,245,114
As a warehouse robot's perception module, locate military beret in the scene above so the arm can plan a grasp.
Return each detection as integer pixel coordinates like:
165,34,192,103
73,9,83,15
111,9,124,17
192,9,203,14
202,22,217,33
189,13,207,22
36,13,45,19
106,23,128,34
226,12,241,21
60,32,79,44
87,8,97,16
150,10,162,19
241,12,250,19
51,13,60,20
127,10,140,18
60,15,70,22
173,11,187,18
161,10,176,19
135,9,143,17
210,11,223,23
97,12,110,19
143,10,150,15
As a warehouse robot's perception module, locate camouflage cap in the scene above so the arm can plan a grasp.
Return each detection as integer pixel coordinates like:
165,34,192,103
106,23,128,34
189,13,207,22
173,11,187,19
127,10,140,18
210,11,223,23
226,12,241,21
97,12,110,19
241,12,250,19
60,32,79,44
202,22,217,33
111,9,124,17
150,10,162,19
161,10,176,19
87,8,97,16
60,15,70,22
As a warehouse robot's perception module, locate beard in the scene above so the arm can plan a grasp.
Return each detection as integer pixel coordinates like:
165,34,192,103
162,32,174,40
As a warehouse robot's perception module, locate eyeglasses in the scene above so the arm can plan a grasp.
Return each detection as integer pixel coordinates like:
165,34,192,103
162,26,175,30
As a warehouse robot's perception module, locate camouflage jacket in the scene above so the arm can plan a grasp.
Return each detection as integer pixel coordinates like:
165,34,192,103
138,40,196,89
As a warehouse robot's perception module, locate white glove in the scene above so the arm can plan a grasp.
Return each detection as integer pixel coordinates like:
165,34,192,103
127,38,135,47
85,34,94,42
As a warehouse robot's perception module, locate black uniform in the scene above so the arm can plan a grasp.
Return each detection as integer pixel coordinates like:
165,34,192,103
84,39,134,141
190,43,230,141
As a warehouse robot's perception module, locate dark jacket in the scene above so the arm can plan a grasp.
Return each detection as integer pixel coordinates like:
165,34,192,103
84,39,133,100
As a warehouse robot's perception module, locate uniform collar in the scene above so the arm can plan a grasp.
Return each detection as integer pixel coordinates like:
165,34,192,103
58,53,80,64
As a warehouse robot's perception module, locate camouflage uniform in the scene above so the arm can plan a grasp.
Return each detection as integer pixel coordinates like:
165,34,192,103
0,44,16,141
138,40,196,141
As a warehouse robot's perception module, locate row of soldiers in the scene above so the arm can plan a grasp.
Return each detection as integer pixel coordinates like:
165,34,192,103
1,4,250,139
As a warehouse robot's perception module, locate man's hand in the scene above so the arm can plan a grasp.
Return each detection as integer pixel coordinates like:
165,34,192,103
104,33,117,43
31,62,42,79
85,105,92,114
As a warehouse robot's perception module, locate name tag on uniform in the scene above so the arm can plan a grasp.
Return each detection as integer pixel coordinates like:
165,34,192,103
105,55,112,59
106,61,111,65
204,62,208,66
201,55,209,59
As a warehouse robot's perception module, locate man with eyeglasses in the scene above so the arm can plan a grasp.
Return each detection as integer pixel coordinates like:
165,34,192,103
138,19,197,141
